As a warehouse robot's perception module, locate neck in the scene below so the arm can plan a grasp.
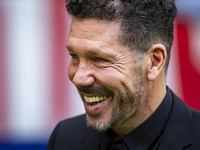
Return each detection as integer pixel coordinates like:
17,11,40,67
111,75,166,139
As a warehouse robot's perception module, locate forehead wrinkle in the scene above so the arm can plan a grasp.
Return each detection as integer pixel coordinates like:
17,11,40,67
68,37,116,56
70,28,103,41
70,18,120,42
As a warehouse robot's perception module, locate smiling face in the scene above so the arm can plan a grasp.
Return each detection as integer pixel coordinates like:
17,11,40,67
67,18,146,132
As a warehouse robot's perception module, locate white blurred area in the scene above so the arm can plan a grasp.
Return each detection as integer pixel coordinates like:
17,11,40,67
0,0,84,143
0,0,199,143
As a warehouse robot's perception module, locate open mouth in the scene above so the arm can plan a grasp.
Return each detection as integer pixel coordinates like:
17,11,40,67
84,95,108,106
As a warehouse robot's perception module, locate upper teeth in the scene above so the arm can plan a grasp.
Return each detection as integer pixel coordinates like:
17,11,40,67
84,95,107,103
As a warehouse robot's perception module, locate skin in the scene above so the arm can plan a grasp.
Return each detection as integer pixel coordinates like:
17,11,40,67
67,18,167,138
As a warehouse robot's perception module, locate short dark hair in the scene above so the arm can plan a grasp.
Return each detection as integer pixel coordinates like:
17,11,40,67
66,0,177,70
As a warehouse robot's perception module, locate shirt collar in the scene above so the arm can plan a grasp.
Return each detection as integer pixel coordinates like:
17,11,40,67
100,87,172,150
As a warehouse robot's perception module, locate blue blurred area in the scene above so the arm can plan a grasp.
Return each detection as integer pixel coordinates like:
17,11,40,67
0,143,47,150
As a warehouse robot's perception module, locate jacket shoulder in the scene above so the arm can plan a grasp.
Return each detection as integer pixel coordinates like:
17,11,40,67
58,114,87,133
165,90,200,149
190,109,200,145
47,114,101,150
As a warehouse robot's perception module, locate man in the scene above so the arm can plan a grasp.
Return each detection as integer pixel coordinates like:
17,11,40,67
47,0,200,149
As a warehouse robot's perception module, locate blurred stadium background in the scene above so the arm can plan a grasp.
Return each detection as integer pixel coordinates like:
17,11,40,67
0,0,200,149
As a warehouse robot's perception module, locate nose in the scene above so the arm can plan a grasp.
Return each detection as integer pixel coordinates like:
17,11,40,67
71,63,95,88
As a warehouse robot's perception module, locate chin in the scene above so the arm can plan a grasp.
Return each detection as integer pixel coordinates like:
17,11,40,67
86,114,112,132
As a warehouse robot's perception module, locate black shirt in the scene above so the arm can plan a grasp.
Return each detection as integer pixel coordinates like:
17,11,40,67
100,87,172,150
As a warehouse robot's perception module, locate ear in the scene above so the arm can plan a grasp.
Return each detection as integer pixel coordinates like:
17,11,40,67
146,44,167,81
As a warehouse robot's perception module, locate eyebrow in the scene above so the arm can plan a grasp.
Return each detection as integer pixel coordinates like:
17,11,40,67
66,44,115,59
67,45,102,55
66,45,74,53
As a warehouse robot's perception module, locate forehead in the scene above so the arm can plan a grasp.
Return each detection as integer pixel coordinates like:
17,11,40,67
69,18,120,41
67,18,134,57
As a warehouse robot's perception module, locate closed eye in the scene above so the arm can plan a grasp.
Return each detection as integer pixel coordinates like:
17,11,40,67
93,57,107,62
70,53,79,59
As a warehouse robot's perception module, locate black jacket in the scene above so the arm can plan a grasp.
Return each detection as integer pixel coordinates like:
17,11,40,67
47,90,200,150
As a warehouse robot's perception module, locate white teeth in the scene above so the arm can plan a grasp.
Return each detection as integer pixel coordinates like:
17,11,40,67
84,95,107,103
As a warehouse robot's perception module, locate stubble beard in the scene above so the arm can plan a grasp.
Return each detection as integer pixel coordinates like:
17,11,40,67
86,65,144,132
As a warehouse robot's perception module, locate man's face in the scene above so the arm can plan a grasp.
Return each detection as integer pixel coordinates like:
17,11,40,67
67,18,145,131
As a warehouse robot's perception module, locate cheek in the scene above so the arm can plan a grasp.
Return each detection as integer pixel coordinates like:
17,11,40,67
111,73,136,94
68,65,77,81
96,70,127,91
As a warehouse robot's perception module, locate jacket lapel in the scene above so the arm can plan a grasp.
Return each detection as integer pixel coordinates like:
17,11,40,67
72,143,100,150
72,128,101,150
159,90,192,149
